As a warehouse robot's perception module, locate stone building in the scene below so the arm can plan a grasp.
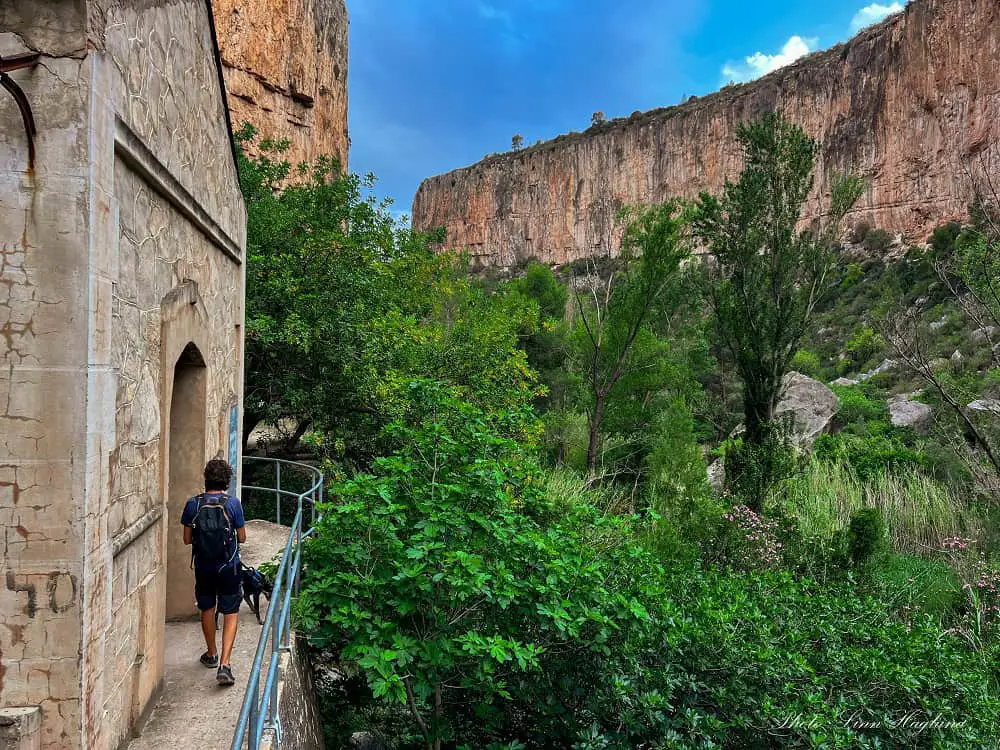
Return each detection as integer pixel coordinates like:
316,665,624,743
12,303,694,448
0,2,246,748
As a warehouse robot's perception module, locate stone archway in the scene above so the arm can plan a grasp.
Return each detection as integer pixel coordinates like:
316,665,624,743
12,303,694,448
158,280,213,621
164,343,207,619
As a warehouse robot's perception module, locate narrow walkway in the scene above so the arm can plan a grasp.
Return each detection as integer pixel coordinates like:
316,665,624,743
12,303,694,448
127,520,291,750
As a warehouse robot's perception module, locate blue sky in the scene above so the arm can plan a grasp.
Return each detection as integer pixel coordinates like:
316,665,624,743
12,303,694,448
347,1,905,220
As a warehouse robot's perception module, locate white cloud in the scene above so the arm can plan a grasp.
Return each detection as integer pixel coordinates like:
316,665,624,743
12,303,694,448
850,2,905,33
477,3,513,26
721,35,818,84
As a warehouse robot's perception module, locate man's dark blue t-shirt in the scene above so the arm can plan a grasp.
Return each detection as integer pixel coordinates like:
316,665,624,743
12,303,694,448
180,492,246,570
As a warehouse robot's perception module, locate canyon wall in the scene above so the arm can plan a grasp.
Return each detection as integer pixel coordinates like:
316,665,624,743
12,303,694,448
212,0,349,168
412,0,999,268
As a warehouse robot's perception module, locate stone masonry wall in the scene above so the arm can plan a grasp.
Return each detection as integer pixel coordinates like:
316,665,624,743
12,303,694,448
87,3,247,748
412,0,1000,267
0,3,92,747
0,2,246,749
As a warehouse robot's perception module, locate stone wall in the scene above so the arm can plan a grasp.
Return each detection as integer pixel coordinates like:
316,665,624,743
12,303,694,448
0,2,246,749
0,4,91,746
212,0,349,169
412,0,1000,267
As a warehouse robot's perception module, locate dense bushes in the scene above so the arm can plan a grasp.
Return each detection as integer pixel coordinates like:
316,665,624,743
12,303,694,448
297,389,1000,749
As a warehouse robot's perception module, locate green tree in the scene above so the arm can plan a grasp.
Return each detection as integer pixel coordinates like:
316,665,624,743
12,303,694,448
694,113,862,509
239,126,539,464
296,382,654,749
571,201,694,474
238,124,415,451
510,262,576,428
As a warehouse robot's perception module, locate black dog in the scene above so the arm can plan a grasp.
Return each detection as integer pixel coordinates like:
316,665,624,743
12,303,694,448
240,563,273,624
213,563,273,627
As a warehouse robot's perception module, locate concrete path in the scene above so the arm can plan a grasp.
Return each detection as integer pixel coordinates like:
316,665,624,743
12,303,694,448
127,521,291,750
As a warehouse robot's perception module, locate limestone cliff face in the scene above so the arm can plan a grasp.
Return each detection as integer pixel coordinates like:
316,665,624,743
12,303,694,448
212,0,348,168
412,0,999,267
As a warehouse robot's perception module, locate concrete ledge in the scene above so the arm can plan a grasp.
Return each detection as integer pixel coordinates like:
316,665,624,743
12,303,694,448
0,706,42,750
111,507,164,557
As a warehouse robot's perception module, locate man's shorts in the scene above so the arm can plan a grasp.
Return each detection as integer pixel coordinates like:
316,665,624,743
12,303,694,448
194,564,242,614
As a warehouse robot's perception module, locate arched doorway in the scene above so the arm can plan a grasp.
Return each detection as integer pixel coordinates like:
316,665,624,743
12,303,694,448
165,343,207,619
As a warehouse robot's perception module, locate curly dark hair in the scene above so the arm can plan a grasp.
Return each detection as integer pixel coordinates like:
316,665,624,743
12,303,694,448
204,459,234,491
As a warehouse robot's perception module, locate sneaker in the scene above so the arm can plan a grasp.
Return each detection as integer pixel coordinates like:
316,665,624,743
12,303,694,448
216,665,235,686
200,651,219,668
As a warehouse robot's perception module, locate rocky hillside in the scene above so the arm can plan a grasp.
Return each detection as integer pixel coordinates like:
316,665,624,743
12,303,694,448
412,0,999,268
212,0,349,168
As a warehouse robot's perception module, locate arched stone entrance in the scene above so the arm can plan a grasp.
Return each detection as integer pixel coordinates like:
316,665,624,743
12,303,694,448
165,343,207,618
159,280,213,621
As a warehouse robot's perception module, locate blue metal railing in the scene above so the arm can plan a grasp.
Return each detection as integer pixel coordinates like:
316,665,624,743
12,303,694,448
231,456,324,750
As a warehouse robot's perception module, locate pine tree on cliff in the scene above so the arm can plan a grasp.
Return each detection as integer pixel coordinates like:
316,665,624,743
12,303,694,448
694,113,863,511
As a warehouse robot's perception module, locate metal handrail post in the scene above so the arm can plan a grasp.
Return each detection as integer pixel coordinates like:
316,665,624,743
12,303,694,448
248,676,260,748
275,462,282,526
293,521,302,598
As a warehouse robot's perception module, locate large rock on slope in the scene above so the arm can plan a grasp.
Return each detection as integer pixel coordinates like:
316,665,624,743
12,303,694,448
888,394,934,434
774,372,840,449
212,0,349,169
413,0,1000,267
730,372,839,448
709,372,838,491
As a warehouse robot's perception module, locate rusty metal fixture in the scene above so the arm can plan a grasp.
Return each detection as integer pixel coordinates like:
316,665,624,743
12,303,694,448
1,53,41,170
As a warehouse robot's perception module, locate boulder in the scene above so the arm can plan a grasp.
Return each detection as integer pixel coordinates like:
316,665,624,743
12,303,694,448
968,399,1000,416
929,357,950,371
350,733,389,750
929,316,948,331
970,326,998,345
773,372,840,449
707,461,725,493
888,394,933,434
830,377,859,387
858,358,896,382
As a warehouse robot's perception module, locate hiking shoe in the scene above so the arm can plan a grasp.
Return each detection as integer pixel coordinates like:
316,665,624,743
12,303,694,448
216,665,235,686
200,651,219,668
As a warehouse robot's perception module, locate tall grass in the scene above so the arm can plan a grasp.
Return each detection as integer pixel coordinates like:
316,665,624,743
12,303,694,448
774,459,985,554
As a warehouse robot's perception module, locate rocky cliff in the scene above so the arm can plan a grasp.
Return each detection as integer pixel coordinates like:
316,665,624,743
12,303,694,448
212,0,348,168
412,0,999,267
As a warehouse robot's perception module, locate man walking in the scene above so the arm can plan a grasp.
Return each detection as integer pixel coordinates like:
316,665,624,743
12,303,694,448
181,458,246,685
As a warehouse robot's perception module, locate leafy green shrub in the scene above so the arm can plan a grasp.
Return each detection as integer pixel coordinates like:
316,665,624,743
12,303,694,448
814,423,927,480
790,348,821,376
511,261,567,322
830,383,887,423
930,221,963,262
840,261,864,291
297,382,660,748
847,507,885,565
846,326,886,365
